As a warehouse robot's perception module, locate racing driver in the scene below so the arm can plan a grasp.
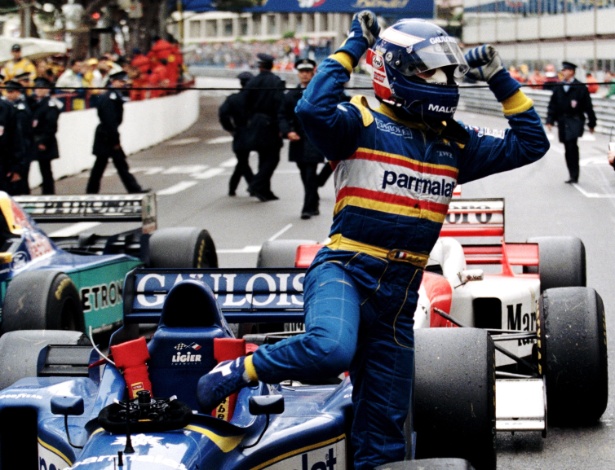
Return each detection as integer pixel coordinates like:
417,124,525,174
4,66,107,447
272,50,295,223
198,11,550,469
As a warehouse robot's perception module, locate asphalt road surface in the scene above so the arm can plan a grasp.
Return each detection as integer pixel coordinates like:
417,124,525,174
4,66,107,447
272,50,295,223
39,84,615,469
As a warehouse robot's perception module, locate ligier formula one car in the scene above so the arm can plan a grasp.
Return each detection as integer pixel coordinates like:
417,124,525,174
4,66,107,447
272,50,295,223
0,268,497,470
258,198,608,432
0,192,217,339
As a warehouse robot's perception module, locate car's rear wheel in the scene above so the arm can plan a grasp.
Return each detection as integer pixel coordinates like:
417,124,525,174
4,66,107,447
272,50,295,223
1,270,83,334
257,239,317,268
538,286,608,425
414,328,496,470
0,330,88,390
148,227,218,268
526,236,586,291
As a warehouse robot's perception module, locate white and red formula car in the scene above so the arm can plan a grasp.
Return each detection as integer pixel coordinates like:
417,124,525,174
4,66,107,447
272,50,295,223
257,197,608,436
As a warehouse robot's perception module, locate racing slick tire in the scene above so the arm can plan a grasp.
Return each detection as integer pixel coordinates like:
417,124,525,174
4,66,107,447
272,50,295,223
148,228,218,268
526,236,586,291
1,270,84,334
0,330,88,390
257,239,317,268
538,286,608,425
414,328,496,470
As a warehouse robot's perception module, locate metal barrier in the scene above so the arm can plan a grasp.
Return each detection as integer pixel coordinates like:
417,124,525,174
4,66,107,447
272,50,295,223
189,66,615,135
458,86,615,136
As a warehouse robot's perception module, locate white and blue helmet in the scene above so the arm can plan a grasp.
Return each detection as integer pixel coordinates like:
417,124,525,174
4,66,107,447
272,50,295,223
367,19,469,121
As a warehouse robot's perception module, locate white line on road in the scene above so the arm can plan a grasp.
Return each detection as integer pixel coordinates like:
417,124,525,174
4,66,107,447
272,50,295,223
193,168,226,179
573,184,615,198
48,222,101,237
207,136,233,144
269,224,293,241
157,181,199,195
221,158,237,167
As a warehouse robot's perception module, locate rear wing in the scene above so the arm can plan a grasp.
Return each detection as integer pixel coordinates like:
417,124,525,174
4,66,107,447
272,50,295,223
296,197,538,272
123,268,307,325
13,194,157,233
441,198,538,271
441,198,504,238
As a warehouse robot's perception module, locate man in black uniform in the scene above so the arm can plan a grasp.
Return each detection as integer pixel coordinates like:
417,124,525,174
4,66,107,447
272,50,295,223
30,77,63,194
278,58,323,219
243,53,284,202
218,71,254,196
4,79,32,195
546,61,597,184
0,74,19,193
86,71,149,194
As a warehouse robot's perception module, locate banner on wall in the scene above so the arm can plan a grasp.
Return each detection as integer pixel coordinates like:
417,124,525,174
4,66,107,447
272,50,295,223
181,0,434,18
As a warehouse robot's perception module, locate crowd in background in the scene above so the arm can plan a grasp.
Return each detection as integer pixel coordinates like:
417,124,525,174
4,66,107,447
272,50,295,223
185,37,333,71
1,35,188,112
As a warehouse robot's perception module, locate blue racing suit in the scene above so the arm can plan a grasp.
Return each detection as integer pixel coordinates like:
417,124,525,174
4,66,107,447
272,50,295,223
251,52,550,468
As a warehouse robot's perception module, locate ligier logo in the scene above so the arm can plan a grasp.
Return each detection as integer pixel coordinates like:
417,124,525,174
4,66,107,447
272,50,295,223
172,342,202,364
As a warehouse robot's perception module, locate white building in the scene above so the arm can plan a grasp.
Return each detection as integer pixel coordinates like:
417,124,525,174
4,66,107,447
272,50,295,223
172,3,615,73
463,0,615,72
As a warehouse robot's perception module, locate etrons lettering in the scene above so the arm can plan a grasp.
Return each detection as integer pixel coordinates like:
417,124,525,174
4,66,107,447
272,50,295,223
428,103,456,114
172,351,202,364
382,170,455,197
81,280,123,312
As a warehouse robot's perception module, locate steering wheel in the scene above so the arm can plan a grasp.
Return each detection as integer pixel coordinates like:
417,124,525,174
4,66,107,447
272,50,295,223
98,390,192,433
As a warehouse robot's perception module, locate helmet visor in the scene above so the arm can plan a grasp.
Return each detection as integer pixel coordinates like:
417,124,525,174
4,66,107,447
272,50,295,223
400,42,469,79
379,26,469,79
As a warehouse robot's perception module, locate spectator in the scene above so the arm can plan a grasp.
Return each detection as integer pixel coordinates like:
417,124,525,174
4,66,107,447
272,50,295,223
604,71,615,98
527,69,545,89
86,71,149,194
218,71,255,196
55,59,86,110
15,71,33,98
243,53,285,202
0,73,18,193
3,80,32,195
543,63,559,90
278,57,323,219
586,71,599,94
1,44,36,83
30,77,63,194
546,61,597,184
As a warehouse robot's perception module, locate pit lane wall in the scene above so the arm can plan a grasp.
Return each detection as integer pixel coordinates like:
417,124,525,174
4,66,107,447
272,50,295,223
30,86,200,189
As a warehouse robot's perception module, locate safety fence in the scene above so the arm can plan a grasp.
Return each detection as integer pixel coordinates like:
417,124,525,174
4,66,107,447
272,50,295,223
190,65,615,136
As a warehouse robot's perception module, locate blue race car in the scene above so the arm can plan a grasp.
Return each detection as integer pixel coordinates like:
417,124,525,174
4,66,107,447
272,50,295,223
0,192,217,336
0,266,496,470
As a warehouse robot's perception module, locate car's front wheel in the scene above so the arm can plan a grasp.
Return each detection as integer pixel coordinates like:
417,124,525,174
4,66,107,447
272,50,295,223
413,328,496,470
538,286,608,425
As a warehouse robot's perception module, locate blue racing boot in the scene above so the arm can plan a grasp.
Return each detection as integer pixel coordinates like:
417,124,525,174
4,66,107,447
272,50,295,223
197,356,257,412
